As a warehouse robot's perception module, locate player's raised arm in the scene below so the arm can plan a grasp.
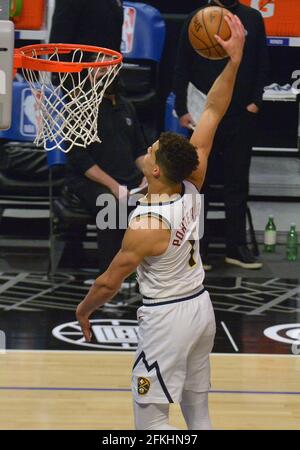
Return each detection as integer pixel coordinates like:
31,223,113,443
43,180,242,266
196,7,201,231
188,14,245,190
76,217,170,341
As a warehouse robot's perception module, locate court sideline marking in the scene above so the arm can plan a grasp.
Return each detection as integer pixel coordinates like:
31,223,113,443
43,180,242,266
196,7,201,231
0,386,300,396
221,321,239,352
2,349,299,357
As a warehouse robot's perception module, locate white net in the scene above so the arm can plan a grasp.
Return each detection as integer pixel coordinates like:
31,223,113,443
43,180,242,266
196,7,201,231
20,46,122,152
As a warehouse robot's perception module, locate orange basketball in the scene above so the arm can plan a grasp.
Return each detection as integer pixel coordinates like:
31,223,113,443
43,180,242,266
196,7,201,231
188,6,231,60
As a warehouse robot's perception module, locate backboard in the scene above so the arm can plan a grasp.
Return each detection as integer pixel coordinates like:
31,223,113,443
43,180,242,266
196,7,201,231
0,1,14,130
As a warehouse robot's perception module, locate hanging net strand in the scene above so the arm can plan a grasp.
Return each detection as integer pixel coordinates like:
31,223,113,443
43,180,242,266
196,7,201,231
14,44,122,152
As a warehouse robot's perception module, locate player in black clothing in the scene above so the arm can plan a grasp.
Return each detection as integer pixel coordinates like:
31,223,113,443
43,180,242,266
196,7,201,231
49,0,123,52
65,78,147,275
173,0,270,269
50,1,145,274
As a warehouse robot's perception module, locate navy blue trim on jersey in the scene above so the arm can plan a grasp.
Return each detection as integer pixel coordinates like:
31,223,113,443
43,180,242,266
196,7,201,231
143,287,205,306
133,351,174,403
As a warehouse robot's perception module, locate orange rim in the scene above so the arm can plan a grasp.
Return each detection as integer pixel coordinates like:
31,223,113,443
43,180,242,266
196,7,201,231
14,43,123,73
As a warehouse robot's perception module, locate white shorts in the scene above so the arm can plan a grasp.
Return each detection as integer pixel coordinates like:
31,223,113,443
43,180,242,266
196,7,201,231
132,288,216,404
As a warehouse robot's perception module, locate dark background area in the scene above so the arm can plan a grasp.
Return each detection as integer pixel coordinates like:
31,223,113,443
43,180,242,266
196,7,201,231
129,0,300,148
129,0,206,14
14,1,300,146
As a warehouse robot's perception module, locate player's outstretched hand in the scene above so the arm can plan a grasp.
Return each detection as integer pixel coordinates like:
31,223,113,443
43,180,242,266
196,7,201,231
76,306,92,342
180,113,196,130
215,13,245,65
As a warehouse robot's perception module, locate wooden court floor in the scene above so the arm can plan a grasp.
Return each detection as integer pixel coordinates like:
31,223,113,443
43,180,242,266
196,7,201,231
1,351,300,430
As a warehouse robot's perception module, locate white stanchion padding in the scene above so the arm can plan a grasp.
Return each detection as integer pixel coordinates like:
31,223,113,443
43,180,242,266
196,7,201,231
0,20,14,130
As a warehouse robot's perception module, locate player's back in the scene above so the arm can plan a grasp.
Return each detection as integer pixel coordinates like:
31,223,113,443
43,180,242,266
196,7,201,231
130,180,204,299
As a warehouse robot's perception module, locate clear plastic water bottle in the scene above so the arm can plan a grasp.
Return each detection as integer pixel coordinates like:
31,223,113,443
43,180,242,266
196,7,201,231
264,215,276,252
287,223,298,262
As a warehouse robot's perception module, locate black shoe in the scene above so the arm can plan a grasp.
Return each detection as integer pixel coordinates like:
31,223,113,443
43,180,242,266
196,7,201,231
225,245,262,269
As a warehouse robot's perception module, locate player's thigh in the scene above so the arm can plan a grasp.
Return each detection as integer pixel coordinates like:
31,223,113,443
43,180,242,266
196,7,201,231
184,293,216,391
184,333,215,392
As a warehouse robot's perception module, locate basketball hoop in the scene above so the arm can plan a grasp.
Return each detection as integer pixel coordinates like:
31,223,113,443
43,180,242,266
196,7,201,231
14,44,123,152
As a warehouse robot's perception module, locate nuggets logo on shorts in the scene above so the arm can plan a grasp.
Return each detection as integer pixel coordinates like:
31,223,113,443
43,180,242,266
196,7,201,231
137,377,150,395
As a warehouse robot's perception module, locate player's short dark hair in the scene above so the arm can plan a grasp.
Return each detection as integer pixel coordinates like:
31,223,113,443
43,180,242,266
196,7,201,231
156,132,199,184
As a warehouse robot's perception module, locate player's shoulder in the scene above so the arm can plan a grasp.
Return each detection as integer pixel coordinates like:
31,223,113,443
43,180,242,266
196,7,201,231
238,2,264,21
126,215,170,257
118,95,134,111
184,179,200,193
184,7,204,26
129,215,169,231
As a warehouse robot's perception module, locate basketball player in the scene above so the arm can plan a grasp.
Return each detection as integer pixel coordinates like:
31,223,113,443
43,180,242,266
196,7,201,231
174,0,269,270
76,14,245,430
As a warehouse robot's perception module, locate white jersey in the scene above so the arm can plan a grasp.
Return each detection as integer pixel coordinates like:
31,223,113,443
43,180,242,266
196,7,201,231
129,180,204,298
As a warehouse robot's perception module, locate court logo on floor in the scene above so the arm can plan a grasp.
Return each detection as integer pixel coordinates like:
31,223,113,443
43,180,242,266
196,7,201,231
52,319,138,350
264,323,300,355
121,6,136,54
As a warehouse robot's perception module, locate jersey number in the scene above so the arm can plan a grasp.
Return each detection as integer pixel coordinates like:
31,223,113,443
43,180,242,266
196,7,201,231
188,240,197,267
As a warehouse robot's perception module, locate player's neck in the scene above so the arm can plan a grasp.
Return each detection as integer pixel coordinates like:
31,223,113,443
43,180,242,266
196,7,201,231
147,180,182,197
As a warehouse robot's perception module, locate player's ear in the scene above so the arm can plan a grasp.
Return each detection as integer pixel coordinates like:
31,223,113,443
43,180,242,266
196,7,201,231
152,164,160,179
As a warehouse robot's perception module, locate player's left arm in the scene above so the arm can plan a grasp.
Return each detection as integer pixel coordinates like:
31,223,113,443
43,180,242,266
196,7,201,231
188,14,245,190
76,217,170,341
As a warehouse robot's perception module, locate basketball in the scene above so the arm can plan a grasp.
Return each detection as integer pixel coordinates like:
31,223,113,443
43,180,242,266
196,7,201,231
188,6,231,60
